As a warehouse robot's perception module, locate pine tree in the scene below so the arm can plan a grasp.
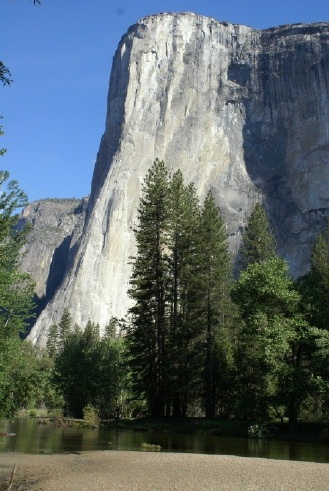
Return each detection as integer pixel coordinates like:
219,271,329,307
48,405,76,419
126,165,235,418
240,202,276,269
298,221,329,415
303,221,329,329
126,159,171,417
166,172,201,416
57,309,72,350
311,222,329,291
105,317,126,338
105,317,118,338
196,191,232,417
46,323,59,358
84,320,100,345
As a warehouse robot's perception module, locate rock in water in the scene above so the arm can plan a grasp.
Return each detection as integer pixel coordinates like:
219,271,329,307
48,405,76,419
28,13,329,346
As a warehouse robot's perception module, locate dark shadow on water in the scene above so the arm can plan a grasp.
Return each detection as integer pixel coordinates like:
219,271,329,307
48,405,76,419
1,419,329,463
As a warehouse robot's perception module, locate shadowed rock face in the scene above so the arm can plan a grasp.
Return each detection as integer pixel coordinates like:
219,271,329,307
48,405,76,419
19,198,88,317
27,13,329,346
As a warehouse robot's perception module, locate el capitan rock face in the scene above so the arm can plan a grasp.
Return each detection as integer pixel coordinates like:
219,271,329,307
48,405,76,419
27,13,329,345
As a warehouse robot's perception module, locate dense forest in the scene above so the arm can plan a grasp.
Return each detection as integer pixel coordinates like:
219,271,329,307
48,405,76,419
1,160,329,427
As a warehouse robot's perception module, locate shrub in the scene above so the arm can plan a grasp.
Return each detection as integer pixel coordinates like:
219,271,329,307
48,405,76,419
248,423,274,439
141,442,161,451
83,405,99,427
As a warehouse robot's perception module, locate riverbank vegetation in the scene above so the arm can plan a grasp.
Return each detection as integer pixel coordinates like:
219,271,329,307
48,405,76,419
1,161,329,439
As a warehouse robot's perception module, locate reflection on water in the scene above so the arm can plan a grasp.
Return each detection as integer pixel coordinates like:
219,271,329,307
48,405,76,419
1,418,329,463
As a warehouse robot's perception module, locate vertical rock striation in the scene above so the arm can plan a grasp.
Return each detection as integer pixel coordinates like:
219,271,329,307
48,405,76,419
28,13,329,346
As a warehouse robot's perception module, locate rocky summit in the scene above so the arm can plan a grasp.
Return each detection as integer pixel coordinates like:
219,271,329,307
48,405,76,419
26,13,329,346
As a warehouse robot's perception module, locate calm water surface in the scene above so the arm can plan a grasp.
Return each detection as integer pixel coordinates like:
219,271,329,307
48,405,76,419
1,419,329,463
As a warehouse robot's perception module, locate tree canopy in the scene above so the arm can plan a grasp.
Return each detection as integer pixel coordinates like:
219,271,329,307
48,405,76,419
232,256,312,423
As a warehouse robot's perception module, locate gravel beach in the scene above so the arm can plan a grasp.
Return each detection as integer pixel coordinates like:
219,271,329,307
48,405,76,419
1,451,329,491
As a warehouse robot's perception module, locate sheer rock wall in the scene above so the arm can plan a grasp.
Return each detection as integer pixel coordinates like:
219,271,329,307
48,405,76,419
27,13,329,345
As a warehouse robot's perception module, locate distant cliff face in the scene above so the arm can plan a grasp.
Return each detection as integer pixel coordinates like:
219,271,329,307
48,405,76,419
19,198,88,315
27,13,329,346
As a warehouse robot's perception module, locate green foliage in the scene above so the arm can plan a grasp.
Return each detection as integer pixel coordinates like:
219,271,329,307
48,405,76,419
141,442,161,451
105,317,118,337
83,404,100,427
311,328,329,377
0,270,35,338
232,258,312,423
0,338,52,418
57,308,72,349
0,63,12,87
53,330,89,417
233,258,300,319
0,123,7,157
46,323,59,358
166,172,201,417
312,223,329,290
127,159,171,417
52,322,127,419
300,221,329,329
240,203,276,269
126,161,234,418
296,222,329,418
0,105,48,417
84,319,100,344
248,423,274,439
305,327,329,417
0,171,35,338
96,336,127,419
195,192,233,417
2,155,327,424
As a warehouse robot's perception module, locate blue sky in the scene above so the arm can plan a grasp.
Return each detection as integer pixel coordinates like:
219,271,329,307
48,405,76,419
1,0,328,203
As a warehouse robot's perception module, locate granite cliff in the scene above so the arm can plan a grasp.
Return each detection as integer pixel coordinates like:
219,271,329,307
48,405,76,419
27,13,329,346
19,198,88,316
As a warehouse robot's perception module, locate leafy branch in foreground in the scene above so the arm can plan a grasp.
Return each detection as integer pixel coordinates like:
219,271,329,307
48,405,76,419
0,62,12,87
0,170,35,338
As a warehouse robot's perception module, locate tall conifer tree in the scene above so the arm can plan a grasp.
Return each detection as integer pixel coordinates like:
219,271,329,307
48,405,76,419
46,323,59,358
240,202,276,269
126,167,233,418
126,159,170,417
303,221,329,329
166,173,200,416
196,191,232,417
57,309,72,351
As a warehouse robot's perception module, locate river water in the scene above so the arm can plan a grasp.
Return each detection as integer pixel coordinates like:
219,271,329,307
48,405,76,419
1,419,329,462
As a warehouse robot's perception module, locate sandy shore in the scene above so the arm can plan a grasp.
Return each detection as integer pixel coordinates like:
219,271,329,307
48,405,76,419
1,451,329,491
